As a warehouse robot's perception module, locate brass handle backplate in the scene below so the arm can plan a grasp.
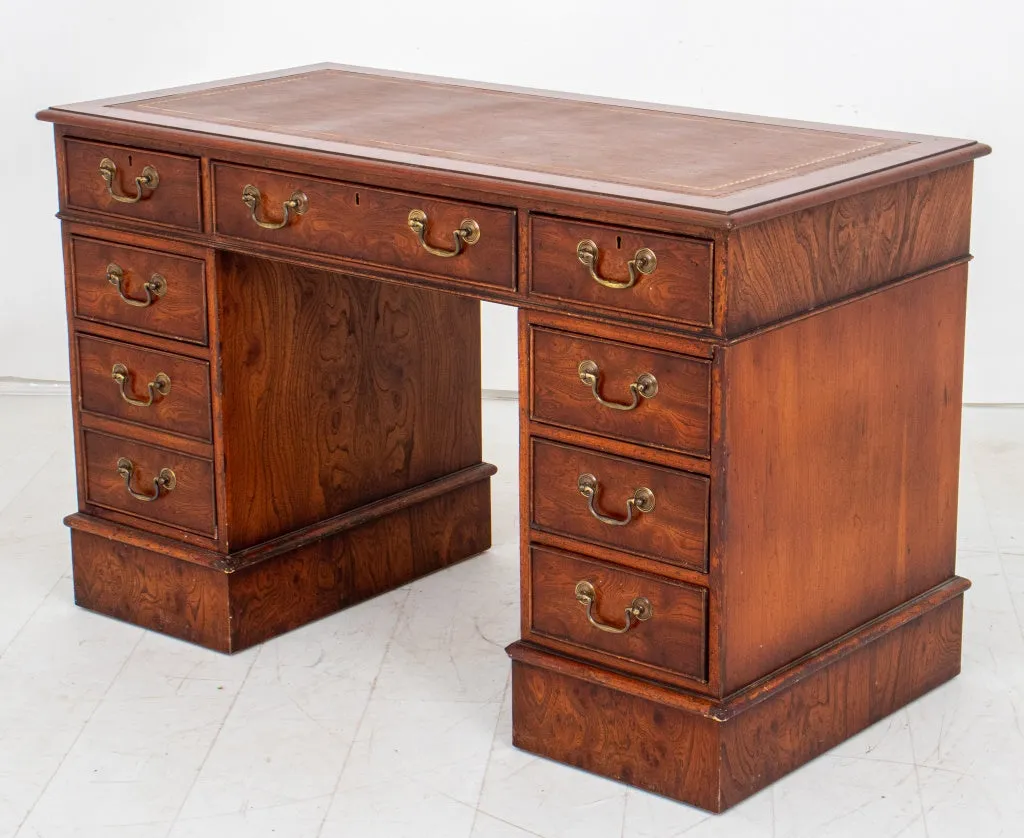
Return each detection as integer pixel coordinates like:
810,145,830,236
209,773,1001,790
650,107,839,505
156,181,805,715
578,360,658,411
241,184,308,230
99,157,159,204
576,240,657,290
577,473,655,527
574,580,652,634
116,457,176,502
106,263,167,308
407,209,481,258
111,363,171,407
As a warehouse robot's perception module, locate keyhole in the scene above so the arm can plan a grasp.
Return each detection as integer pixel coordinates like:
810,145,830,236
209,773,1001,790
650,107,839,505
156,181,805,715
616,236,622,249
354,192,360,206
127,154,133,166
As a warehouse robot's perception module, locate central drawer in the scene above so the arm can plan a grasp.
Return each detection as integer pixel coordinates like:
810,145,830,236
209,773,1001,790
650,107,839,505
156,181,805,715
530,438,709,572
212,163,516,290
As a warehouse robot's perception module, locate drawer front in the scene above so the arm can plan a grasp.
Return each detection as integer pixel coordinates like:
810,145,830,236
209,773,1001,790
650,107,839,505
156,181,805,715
77,334,212,442
530,326,711,457
531,438,709,572
529,215,713,327
530,545,707,681
71,236,208,344
65,139,202,231
212,163,516,290
82,430,216,537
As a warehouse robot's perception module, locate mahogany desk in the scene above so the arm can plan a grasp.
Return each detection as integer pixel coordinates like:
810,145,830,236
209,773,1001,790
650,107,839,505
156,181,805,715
38,65,988,812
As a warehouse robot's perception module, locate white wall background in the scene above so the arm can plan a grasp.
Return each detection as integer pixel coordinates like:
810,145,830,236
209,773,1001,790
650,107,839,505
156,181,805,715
1,0,1020,400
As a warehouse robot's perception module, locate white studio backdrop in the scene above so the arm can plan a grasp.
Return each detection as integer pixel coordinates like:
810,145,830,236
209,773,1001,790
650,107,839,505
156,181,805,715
1,0,1020,400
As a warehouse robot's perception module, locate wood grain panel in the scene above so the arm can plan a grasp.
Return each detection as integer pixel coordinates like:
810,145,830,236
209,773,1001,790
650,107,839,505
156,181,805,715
530,215,713,327
529,545,707,682
71,528,230,651
718,593,964,807
531,438,709,572
511,657,722,811
70,235,208,344
217,252,483,549
77,334,212,441
530,325,711,456
82,429,216,537
64,138,201,230
212,163,516,290
725,163,975,334
719,264,968,691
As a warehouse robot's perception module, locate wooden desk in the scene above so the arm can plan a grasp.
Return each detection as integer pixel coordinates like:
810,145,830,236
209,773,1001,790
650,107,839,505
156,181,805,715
38,65,988,812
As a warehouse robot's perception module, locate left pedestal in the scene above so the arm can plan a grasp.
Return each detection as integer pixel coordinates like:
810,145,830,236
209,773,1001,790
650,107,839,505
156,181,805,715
62,225,492,652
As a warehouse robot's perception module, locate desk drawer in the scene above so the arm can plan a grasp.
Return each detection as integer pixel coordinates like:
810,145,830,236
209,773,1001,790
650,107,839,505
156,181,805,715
77,334,212,442
530,215,713,327
70,236,208,344
529,545,707,682
530,326,711,457
65,139,202,231
82,430,216,537
212,163,516,290
531,438,708,572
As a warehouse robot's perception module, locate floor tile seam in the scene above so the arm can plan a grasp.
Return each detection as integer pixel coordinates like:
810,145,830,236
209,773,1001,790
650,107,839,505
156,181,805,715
314,586,414,838
12,631,145,837
162,645,262,838
475,809,548,838
469,670,511,837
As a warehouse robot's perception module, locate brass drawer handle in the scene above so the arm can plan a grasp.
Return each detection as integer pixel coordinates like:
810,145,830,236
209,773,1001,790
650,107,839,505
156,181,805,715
578,360,658,411
106,263,167,308
577,473,655,527
576,240,657,290
407,209,481,258
111,363,171,407
99,157,159,204
574,580,652,634
116,457,176,502
241,184,308,230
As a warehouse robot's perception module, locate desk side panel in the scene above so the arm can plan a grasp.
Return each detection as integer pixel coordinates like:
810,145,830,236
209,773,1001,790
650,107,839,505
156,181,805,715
718,264,967,692
724,163,975,335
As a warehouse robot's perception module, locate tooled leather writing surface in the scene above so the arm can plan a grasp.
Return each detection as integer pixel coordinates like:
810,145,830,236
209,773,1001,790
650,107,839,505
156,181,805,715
97,67,925,201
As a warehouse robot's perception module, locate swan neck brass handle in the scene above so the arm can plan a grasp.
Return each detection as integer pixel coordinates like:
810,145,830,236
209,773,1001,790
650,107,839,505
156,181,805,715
116,457,176,502
106,263,167,308
577,360,658,411
241,184,308,230
577,473,655,527
99,157,159,204
576,240,657,290
407,209,481,258
111,364,171,407
574,580,652,634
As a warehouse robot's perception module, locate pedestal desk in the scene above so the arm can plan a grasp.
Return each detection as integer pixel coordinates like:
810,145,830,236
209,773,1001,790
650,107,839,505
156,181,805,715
38,65,988,812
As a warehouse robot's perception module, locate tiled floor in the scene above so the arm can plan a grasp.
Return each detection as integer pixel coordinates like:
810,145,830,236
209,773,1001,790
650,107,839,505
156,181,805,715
0,396,1022,838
